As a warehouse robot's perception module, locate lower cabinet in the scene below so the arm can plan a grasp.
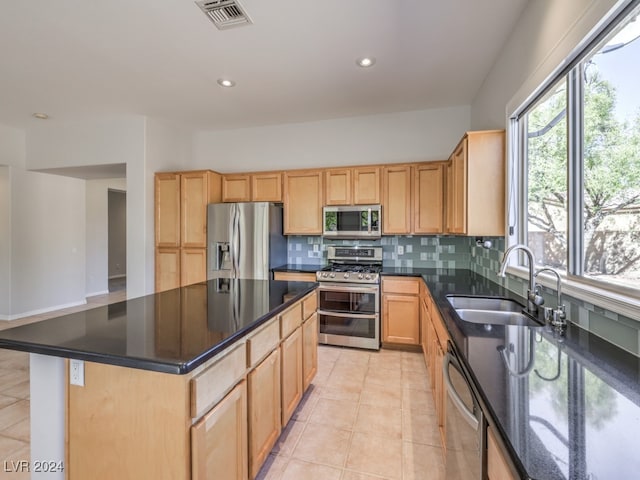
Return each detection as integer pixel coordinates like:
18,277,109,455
382,277,421,346
280,327,303,426
302,312,318,390
191,381,248,480
248,348,282,479
487,426,517,480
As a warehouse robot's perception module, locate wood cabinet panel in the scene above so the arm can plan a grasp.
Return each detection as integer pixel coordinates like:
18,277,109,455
414,162,445,234
325,168,352,205
280,302,303,339
382,277,420,295
252,172,282,202
155,173,181,247
487,426,517,480
248,349,281,479
273,271,317,282
302,291,317,320
222,174,251,202
382,294,420,345
180,248,207,287
280,328,303,426
382,165,412,234
181,172,212,248
192,381,248,480
156,248,181,292
353,166,381,205
302,312,318,391
283,170,323,234
447,139,467,234
247,318,280,368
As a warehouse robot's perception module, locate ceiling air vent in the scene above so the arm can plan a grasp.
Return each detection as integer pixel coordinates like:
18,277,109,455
195,0,253,30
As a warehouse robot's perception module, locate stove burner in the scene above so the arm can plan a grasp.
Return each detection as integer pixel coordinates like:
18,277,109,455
322,264,382,274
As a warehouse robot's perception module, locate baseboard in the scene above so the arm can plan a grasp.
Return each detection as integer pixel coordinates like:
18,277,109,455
108,274,127,280
0,300,88,321
86,290,109,298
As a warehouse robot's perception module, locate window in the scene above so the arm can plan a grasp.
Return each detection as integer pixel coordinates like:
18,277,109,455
516,1,640,295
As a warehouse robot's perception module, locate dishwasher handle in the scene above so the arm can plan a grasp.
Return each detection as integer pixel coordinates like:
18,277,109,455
443,352,479,430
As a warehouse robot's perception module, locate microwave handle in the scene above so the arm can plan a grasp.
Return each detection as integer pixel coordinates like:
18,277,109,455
368,208,372,234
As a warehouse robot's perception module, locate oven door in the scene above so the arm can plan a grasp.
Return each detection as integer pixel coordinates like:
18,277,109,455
317,284,380,350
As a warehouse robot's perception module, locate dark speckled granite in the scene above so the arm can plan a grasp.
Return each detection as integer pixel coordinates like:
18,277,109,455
0,279,316,374
405,268,640,480
272,264,325,273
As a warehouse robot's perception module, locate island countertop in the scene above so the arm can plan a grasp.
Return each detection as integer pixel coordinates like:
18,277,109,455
0,279,317,374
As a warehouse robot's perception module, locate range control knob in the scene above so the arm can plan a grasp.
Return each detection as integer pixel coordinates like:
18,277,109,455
322,272,328,278
358,273,364,279
344,273,350,279
329,272,335,278
365,274,371,280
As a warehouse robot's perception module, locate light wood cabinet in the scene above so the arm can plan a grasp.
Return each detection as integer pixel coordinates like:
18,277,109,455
248,348,281,479
283,170,323,234
280,328,303,426
252,172,282,202
155,170,222,292
273,271,317,282
487,426,517,480
222,174,252,202
192,381,248,480
302,312,318,391
382,165,412,234
325,168,352,205
382,277,421,346
414,162,445,234
445,130,505,236
353,166,381,205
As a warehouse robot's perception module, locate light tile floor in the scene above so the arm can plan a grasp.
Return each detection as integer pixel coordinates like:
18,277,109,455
0,294,444,480
257,346,445,480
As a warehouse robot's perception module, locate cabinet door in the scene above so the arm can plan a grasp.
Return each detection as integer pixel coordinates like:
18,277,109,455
181,248,207,287
414,163,445,234
248,348,281,479
382,165,412,234
181,283,210,358
302,312,318,391
252,173,282,202
447,139,467,234
181,172,210,248
156,248,181,292
192,381,248,480
155,173,181,247
283,171,323,234
222,175,251,202
325,168,352,205
353,166,380,205
487,426,517,480
281,328,303,426
382,294,420,345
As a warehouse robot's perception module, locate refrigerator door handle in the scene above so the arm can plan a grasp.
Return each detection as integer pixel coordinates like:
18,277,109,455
232,204,241,278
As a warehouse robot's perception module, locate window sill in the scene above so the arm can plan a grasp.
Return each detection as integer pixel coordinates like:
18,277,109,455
504,265,640,322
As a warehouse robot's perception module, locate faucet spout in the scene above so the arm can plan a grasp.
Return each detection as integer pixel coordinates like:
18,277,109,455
534,267,566,328
498,244,542,315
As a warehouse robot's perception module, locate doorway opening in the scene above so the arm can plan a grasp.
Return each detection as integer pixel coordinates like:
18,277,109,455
108,189,127,292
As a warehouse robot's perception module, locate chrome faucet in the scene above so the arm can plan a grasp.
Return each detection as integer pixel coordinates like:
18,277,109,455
498,244,544,315
534,267,566,328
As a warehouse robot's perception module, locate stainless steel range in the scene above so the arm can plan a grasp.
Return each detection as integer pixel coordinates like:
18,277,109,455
316,246,382,350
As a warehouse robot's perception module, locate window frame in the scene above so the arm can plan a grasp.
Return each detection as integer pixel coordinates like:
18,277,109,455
506,0,640,320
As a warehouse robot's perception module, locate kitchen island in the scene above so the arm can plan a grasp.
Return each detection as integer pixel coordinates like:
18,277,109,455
0,279,318,480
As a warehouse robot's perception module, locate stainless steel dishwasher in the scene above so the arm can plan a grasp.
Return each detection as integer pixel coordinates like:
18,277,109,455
443,341,486,479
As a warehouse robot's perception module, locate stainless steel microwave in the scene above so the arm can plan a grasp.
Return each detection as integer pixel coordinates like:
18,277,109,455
322,205,381,238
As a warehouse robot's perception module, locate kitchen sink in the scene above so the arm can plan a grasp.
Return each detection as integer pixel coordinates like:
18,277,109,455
454,309,541,326
446,295,541,326
446,295,524,312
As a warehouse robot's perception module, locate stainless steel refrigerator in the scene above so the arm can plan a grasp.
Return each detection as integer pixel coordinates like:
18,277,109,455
207,202,287,280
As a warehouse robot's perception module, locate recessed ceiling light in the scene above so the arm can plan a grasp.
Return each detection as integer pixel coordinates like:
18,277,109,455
32,113,49,119
217,78,236,88
356,57,376,68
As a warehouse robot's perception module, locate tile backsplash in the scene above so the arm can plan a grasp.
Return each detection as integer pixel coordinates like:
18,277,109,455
287,235,640,357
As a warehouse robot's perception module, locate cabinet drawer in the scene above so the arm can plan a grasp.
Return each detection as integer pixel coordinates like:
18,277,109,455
273,271,317,282
191,343,246,419
280,302,303,339
382,277,420,295
247,317,280,368
302,292,317,320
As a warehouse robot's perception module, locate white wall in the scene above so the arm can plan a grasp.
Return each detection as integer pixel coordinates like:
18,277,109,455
471,0,620,128
10,169,86,316
86,178,126,297
0,167,11,317
193,107,471,172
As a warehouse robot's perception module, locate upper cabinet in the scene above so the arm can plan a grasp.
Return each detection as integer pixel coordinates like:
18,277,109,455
155,173,182,248
324,166,381,206
414,162,445,234
445,130,505,236
382,165,413,234
283,170,323,235
222,172,283,203
324,169,352,206
353,166,381,205
182,172,221,248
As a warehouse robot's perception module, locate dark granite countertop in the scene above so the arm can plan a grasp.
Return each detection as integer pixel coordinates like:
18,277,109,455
0,279,317,375
272,264,324,273
413,269,640,480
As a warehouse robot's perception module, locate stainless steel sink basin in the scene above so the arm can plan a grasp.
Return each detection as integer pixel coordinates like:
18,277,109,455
446,295,541,326
454,309,540,326
446,295,523,312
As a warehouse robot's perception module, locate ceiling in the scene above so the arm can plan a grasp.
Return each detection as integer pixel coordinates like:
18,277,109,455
0,0,528,131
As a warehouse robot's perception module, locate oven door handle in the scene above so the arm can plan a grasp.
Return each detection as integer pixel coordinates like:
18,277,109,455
318,284,379,294
317,309,378,319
